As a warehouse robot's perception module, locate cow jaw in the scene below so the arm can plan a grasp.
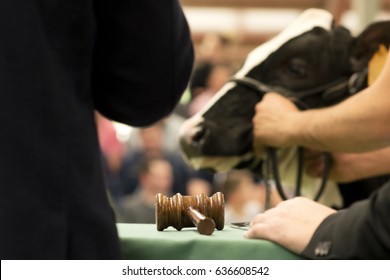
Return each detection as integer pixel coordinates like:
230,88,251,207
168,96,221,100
187,152,256,172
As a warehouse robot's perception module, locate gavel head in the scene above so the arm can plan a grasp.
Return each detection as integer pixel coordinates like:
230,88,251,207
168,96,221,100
155,192,225,232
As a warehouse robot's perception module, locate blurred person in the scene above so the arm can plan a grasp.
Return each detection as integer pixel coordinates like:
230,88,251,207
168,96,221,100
0,1,193,260
186,178,212,197
120,122,193,196
220,170,263,224
246,52,390,259
126,113,186,154
188,62,213,99
133,122,166,158
253,179,283,211
179,32,232,119
120,158,173,224
197,33,231,65
188,62,232,117
96,112,126,204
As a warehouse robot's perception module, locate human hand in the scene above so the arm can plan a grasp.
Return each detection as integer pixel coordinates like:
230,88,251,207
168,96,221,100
244,197,336,254
304,150,365,183
252,93,300,156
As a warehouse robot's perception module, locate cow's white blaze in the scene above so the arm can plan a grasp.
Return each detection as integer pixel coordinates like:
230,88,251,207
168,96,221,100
236,9,333,78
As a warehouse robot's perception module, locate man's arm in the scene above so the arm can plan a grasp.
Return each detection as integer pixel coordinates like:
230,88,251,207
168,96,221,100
305,147,390,183
245,180,390,258
302,180,390,259
253,52,390,153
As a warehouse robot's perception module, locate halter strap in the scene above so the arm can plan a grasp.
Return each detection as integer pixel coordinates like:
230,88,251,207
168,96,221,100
229,72,365,108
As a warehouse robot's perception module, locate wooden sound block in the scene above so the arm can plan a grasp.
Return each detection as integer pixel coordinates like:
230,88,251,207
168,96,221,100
155,192,225,233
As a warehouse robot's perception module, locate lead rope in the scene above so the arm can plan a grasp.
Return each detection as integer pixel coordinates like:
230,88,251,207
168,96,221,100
263,152,272,210
295,146,304,196
266,147,330,201
266,147,288,200
314,152,331,201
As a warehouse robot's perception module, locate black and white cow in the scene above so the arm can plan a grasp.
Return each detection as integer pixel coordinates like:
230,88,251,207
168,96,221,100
180,9,390,208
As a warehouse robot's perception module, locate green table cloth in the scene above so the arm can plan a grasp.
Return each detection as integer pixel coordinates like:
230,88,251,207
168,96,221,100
117,223,303,260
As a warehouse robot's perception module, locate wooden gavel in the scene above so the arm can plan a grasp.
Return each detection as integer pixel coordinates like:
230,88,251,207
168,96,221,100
155,192,225,235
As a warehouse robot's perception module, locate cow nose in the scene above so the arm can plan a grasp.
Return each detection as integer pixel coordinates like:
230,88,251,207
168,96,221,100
183,122,209,149
192,125,207,144
179,117,209,157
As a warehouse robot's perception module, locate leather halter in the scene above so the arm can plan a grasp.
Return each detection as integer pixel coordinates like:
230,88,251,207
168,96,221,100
228,73,365,201
229,74,361,108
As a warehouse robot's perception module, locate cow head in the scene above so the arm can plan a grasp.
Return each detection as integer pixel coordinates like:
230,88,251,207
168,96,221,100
180,9,390,172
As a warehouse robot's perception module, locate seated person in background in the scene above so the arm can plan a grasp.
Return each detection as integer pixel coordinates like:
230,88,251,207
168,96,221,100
96,112,127,205
127,113,186,154
219,170,264,224
186,178,212,196
187,62,232,117
120,121,193,196
120,157,173,224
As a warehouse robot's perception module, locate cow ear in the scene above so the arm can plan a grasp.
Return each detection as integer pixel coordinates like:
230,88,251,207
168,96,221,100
350,21,390,71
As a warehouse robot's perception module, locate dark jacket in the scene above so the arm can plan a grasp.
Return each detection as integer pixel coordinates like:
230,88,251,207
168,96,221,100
303,180,390,259
0,0,193,259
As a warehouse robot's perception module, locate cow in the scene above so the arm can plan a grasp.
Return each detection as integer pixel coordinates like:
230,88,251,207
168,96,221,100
179,9,390,208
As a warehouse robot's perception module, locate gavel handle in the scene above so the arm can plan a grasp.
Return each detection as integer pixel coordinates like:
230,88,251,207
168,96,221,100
186,206,216,235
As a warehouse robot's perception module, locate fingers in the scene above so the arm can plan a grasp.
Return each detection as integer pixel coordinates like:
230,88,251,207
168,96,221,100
306,161,324,178
304,150,325,178
252,102,266,157
244,223,271,240
252,93,299,156
305,156,325,178
245,205,283,240
252,94,279,157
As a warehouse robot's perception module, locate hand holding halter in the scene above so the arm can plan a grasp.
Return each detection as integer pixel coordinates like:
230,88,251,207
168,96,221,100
230,76,334,203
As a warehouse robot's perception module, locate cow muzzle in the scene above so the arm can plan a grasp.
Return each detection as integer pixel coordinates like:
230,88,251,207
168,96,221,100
179,115,259,172
179,115,208,159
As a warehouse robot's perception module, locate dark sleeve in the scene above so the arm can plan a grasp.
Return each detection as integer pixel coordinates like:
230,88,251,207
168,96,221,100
302,180,390,259
92,0,194,127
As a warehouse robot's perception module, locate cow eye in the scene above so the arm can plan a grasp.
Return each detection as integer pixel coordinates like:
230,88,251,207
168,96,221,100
286,59,307,78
